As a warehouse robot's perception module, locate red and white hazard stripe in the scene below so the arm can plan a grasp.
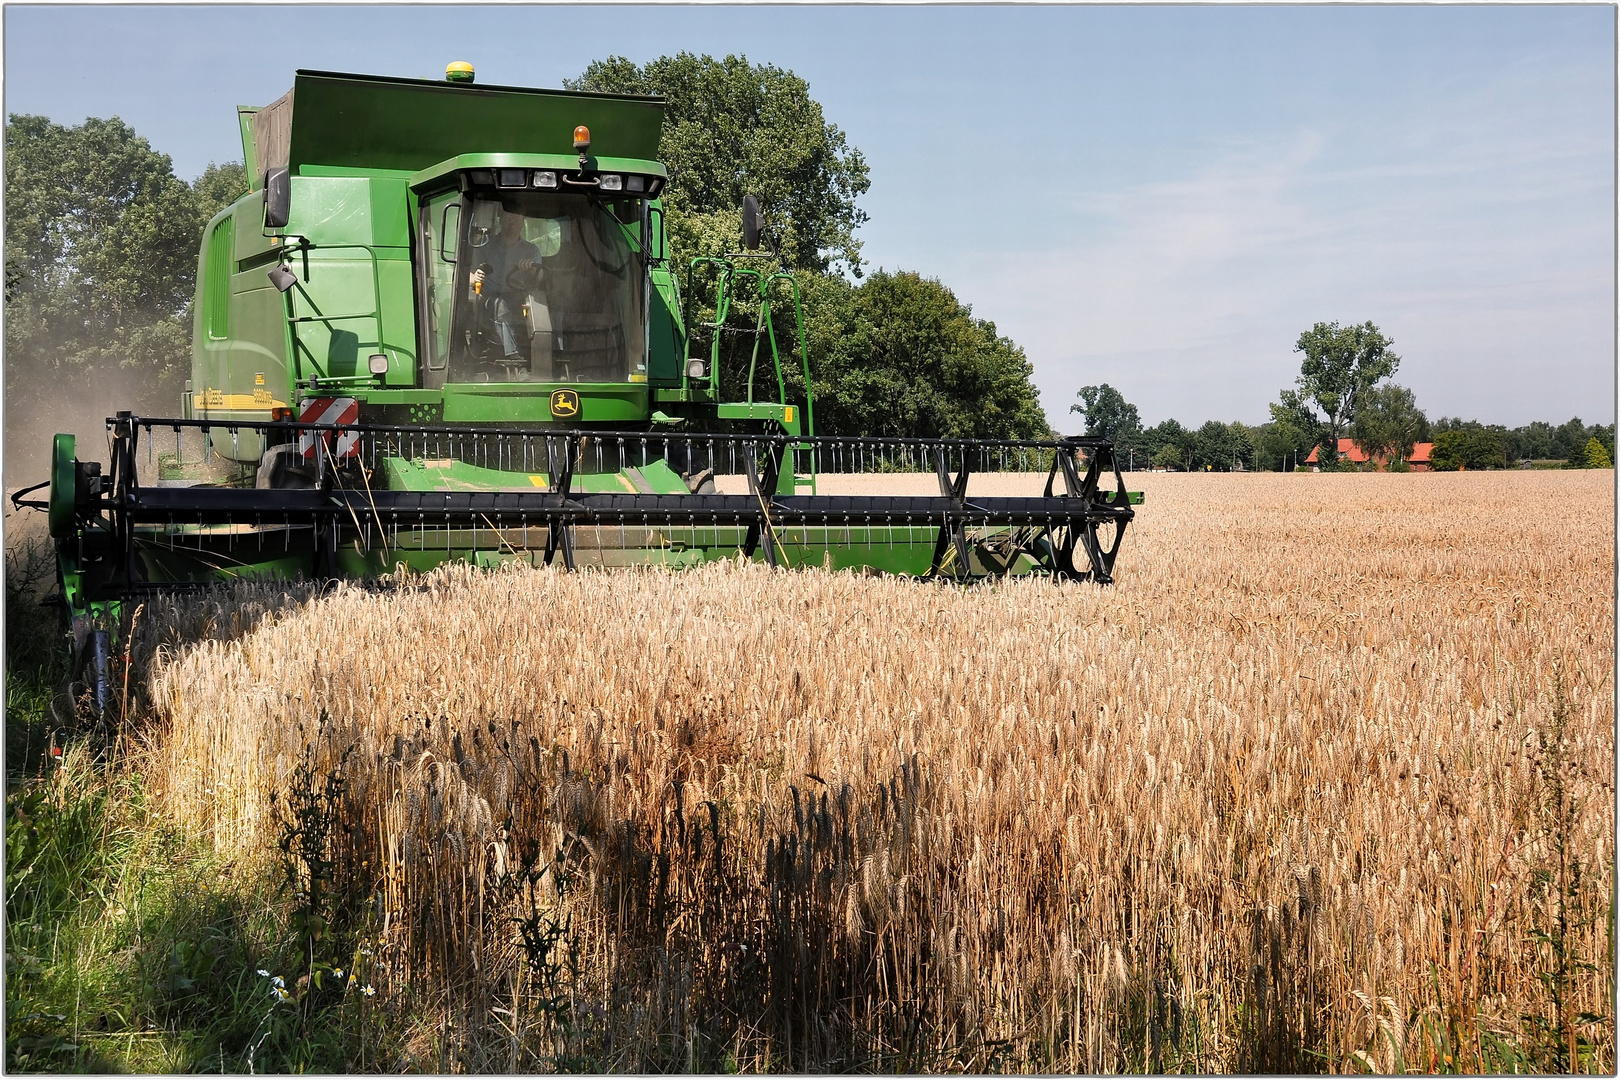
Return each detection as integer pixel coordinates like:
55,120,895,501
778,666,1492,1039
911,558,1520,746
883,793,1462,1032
297,397,360,462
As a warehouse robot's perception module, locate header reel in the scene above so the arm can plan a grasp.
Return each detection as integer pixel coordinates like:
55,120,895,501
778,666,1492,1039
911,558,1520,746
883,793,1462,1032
31,412,1137,617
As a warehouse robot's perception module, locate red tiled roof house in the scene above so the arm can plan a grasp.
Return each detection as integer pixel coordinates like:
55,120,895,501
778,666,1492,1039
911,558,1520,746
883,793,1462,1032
1305,439,1432,471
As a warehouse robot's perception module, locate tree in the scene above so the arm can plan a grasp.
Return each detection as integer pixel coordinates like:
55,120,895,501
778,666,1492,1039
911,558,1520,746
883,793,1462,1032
568,55,1050,439
193,160,248,224
1190,420,1254,471
1259,393,1323,471
567,54,870,276
795,270,1049,440
1070,383,1142,444
1429,423,1506,471
5,114,215,464
1252,419,1310,471
1140,418,1192,470
1151,443,1186,470
1289,320,1401,462
1579,436,1612,469
1350,383,1428,468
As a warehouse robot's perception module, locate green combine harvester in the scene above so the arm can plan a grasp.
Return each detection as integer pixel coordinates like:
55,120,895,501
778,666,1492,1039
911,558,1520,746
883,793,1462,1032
16,64,1138,712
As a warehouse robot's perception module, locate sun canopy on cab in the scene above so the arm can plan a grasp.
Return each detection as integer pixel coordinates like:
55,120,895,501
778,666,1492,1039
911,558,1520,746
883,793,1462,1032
240,69,665,185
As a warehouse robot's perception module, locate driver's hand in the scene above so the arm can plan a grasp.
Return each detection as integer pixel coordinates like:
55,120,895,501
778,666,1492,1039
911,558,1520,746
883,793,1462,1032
470,267,486,289
510,261,542,288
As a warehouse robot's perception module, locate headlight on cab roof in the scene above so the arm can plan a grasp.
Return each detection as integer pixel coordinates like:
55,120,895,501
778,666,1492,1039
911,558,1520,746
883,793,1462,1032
598,174,624,191
626,175,645,193
533,171,557,188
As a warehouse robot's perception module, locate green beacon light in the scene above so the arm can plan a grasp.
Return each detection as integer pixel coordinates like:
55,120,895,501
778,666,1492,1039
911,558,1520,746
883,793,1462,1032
445,61,475,84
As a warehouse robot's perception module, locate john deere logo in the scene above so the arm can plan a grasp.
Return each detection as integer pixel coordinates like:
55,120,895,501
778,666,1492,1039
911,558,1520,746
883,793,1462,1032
550,389,580,419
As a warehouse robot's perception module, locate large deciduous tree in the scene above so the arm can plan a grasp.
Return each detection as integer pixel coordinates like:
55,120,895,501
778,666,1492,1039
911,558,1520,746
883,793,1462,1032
5,115,233,470
1429,422,1506,471
1349,383,1428,468
1289,320,1400,462
572,53,1050,439
792,270,1049,440
1190,420,1255,472
1141,418,1192,470
567,54,870,276
193,161,249,225
1070,384,1142,443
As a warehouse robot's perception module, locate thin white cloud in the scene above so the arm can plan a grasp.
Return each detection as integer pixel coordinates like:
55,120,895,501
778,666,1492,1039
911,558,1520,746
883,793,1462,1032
936,99,1612,428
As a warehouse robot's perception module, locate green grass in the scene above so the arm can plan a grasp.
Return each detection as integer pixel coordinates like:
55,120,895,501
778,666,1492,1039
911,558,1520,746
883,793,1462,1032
3,533,406,1072
4,684,409,1072
7,704,262,1071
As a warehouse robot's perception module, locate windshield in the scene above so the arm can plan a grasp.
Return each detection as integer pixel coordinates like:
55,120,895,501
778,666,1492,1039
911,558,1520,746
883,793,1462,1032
423,191,646,384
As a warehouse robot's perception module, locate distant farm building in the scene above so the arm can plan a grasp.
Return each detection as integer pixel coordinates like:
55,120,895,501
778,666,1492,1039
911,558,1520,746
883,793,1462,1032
1306,439,1433,472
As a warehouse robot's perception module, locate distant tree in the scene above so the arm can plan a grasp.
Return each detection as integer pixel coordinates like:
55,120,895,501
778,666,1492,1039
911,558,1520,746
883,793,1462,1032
1139,418,1193,470
1259,393,1322,471
1252,419,1311,471
1228,421,1260,470
568,53,870,276
1190,420,1253,471
1288,321,1401,462
1428,431,1465,471
1070,384,1142,443
1552,417,1592,460
1579,435,1612,469
1429,423,1506,471
1151,442,1186,470
1590,423,1616,460
1350,383,1427,468
1506,420,1557,461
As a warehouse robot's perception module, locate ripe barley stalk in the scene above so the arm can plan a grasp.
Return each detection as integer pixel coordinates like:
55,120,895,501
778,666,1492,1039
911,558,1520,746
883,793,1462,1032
127,470,1613,1072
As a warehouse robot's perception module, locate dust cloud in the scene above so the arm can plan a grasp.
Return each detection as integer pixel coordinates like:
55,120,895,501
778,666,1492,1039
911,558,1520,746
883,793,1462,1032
3,365,182,486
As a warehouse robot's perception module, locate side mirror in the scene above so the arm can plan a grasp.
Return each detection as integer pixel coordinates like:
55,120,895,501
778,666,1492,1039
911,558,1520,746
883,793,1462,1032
741,195,760,251
264,167,291,229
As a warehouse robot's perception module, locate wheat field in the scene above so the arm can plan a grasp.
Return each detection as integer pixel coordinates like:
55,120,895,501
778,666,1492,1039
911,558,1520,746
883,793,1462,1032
133,470,1614,1072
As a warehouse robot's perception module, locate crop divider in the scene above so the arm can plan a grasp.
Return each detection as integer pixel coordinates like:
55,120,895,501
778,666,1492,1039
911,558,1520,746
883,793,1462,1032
543,436,576,570
928,446,972,580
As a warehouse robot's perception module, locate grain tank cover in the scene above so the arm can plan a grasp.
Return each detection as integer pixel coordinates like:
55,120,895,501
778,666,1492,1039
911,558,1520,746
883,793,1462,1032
252,69,665,177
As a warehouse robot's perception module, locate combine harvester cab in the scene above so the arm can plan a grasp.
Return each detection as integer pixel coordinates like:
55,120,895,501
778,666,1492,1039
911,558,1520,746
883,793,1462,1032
18,63,1140,686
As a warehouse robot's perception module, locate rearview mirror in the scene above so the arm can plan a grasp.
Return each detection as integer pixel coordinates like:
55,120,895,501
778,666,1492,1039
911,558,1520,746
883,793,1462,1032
741,195,760,250
264,167,291,229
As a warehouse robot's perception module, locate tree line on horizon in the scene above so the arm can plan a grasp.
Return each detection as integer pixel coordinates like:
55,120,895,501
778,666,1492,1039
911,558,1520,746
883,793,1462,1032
1073,321,1615,472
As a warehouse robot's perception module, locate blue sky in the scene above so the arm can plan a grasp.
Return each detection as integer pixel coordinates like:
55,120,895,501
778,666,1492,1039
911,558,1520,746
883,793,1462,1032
5,4,1613,428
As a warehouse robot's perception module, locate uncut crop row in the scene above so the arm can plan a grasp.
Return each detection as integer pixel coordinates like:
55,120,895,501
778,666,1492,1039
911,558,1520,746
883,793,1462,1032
136,471,1614,1072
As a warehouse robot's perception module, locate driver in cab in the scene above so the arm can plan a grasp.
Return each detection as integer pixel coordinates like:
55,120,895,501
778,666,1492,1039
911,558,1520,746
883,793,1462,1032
471,207,542,364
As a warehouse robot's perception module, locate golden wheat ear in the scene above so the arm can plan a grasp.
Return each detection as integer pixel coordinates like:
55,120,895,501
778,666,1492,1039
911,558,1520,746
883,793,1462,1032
137,471,1614,1073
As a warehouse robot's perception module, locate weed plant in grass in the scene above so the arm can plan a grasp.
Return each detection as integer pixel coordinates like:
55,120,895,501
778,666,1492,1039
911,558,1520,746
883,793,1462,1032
3,512,411,1071
112,471,1620,1071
